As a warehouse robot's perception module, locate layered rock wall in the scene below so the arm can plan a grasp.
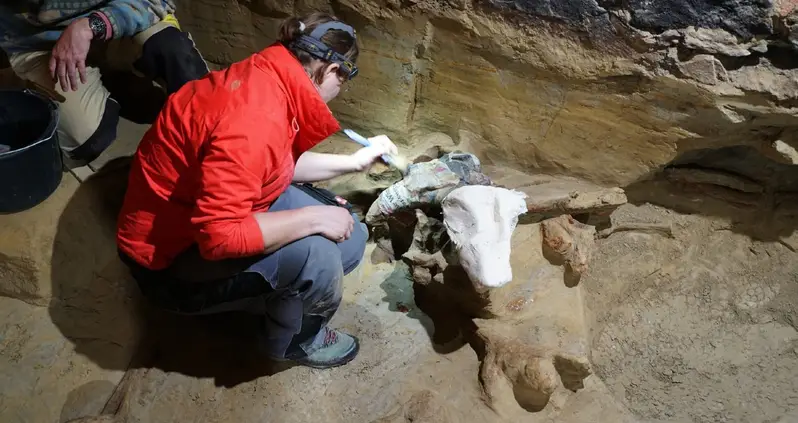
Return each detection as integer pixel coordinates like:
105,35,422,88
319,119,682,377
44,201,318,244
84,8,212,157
176,0,798,187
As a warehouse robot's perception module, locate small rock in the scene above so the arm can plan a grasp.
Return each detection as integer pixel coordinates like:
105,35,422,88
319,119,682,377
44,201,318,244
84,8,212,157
657,29,684,46
682,27,751,57
677,54,726,85
750,40,768,53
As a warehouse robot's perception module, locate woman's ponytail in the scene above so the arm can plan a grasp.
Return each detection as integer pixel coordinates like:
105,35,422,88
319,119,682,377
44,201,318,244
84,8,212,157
278,17,304,44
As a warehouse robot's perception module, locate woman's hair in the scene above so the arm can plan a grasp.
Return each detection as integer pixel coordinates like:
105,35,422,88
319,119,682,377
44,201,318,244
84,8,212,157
278,12,360,84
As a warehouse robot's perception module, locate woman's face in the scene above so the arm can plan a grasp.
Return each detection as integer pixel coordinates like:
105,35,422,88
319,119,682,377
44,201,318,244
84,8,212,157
311,62,344,103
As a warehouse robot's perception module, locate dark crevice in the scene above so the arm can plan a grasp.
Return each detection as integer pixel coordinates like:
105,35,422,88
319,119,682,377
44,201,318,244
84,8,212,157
711,42,798,72
715,53,761,71
626,145,798,241
664,163,765,187
675,45,699,62
761,43,798,70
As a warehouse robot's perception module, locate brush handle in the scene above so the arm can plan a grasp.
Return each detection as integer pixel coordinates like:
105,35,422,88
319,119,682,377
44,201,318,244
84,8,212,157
342,129,393,165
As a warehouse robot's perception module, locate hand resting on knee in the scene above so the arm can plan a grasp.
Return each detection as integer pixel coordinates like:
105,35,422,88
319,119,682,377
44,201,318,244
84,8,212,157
254,205,354,253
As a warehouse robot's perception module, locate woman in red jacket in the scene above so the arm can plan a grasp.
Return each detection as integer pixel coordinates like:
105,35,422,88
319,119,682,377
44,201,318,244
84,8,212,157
116,12,397,369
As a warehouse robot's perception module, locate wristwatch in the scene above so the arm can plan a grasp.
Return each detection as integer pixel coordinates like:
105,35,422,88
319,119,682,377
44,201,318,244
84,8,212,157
87,12,107,39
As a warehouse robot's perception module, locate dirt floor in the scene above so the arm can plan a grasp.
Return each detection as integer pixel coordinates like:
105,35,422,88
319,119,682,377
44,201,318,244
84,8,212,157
2,124,798,422
585,203,798,423
58,202,796,423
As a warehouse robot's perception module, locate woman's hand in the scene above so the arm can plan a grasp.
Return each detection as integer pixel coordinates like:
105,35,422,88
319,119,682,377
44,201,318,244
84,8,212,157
349,135,399,172
306,205,355,243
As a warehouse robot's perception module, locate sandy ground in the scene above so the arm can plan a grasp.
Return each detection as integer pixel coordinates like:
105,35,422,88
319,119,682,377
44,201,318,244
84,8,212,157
1,119,798,422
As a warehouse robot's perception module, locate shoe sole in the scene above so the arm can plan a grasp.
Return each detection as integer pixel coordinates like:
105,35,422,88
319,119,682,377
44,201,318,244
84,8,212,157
295,336,361,369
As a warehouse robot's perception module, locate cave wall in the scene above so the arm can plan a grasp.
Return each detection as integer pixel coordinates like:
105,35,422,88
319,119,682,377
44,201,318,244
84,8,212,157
173,0,798,186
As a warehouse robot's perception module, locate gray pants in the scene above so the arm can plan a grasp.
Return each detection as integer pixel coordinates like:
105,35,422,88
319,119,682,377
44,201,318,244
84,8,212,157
120,186,368,359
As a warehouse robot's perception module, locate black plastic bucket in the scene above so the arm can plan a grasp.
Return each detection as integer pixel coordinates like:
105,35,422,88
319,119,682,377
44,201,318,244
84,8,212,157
0,89,62,213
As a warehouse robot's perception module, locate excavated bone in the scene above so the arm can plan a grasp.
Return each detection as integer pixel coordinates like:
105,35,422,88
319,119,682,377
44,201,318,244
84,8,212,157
597,222,675,239
475,317,591,414
664,167,764,193
540,215,596,285
442,185,528,290
484,167,627,219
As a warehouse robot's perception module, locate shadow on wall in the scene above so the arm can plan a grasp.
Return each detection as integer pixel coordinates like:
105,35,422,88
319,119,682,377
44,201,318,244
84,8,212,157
46,158,295,391
624,145,798,241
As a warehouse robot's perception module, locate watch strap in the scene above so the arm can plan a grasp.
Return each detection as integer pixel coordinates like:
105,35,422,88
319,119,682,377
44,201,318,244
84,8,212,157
87,12,108,40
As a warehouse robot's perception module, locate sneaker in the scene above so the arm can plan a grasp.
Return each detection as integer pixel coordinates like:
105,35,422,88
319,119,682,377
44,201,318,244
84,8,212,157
293,327,360,369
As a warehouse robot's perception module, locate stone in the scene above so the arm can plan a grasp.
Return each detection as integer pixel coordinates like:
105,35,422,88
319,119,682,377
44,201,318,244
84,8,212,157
677,54,726,85
168,0,796,189
772,139,798,164
726,60,798,102
0,159,143,423
482,0,611,27
70,165,96,183
586,204,798,423
682,27,752,57
46,252,532,423
624,0,773,39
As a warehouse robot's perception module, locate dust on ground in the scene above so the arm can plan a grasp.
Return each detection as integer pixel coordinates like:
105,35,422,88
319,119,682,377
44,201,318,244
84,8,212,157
584,202,798,423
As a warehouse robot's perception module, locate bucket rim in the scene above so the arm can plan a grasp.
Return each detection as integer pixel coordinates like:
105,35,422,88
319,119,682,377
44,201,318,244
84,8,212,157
0,88,60,158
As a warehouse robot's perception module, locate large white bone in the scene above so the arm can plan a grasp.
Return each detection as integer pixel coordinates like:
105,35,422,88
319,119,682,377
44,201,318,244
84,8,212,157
442,185,528,290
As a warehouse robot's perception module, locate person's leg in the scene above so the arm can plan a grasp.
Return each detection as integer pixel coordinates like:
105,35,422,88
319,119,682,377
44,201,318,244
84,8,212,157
339,216,368,275
103,19,209,96
133,21,210,95
7,51,120,167
243,232,355,366
244,185,366,366
273,185,368,275
122,185,366,367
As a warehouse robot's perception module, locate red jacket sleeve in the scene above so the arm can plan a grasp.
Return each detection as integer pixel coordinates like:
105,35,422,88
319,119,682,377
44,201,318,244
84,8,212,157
190,113,278,260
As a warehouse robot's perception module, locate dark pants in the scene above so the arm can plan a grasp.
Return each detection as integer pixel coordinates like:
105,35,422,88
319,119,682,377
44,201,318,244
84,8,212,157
120,186,368,359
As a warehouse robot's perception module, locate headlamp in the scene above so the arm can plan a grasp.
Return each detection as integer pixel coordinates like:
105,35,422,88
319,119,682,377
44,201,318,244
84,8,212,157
290,21,359,80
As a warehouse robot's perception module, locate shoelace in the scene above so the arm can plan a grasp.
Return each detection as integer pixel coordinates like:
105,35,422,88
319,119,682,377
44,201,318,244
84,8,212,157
323,328,339,347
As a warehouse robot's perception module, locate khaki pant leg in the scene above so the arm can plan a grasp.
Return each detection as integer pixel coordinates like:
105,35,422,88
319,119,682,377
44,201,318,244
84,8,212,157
7,51,112,155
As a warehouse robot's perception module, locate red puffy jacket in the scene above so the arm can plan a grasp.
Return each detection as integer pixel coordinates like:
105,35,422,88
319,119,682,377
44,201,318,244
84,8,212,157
117,43,341,270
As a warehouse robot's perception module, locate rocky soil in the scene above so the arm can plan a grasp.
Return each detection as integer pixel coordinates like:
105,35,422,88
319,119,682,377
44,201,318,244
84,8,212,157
3,0,798,422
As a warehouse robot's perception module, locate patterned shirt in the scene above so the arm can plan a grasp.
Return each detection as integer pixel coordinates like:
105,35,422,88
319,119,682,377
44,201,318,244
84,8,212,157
0,0,176,54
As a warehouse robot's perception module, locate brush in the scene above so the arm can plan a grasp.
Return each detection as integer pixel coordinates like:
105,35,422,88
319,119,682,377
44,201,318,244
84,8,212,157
343,129,410,175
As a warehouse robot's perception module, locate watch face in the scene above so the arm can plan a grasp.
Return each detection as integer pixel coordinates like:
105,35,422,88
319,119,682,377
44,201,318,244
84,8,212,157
88,14,106,38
